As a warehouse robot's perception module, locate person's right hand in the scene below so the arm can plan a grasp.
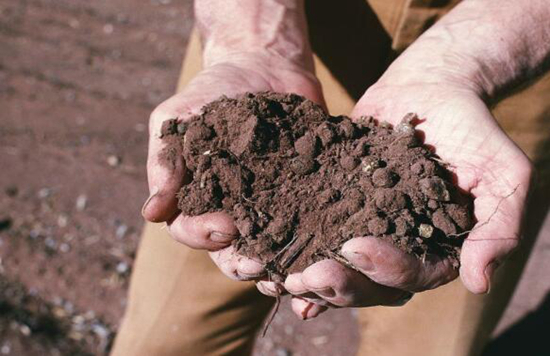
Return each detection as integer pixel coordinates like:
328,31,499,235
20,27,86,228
141,51,325,281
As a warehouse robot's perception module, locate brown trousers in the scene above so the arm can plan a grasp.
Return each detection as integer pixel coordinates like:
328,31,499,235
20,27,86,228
112,1,550,355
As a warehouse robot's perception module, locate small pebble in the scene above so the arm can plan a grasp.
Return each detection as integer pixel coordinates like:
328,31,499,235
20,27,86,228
37,188,52,199
76,194,88,211
1,344,10,355
57,214,68,228
419,224,434,238
107,155,121,167
116,262,129,274
361,158,381,175
45,237,57,249
59,243,71,253
19,324,31,336
311,335,328,345
275,348,292,356
116,224,128,239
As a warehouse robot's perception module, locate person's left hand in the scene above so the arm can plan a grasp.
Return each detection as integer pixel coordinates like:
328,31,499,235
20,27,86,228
273,69,532,320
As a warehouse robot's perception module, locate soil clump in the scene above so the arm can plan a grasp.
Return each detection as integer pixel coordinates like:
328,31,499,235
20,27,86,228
160,92,473,279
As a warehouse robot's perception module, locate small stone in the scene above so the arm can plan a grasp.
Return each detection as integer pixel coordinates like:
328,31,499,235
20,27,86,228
311,335,328,345
59,243,70,253
107,155,121,167
116,262,129,274
103,23,114,34
116,224,128,239
76,194,88,211
92,323,111,340
19,324,31,336
57,214,68,228
45,237,57,249
38,188,52,199
274,348,292,356
419,224,434,238
1,344,10,354
394,113,417,135
361,157,381,175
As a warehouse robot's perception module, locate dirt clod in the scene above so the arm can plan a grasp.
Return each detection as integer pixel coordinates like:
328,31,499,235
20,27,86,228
161,92,474,277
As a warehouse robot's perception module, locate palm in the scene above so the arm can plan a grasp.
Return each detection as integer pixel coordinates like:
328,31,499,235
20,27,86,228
352,82,532,293
142,56,325,281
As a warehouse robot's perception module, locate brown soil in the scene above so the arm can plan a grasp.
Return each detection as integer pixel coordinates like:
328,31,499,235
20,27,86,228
161,92,474,278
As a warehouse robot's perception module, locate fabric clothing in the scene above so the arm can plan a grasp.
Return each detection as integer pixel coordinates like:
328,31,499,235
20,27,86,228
111,1,550,355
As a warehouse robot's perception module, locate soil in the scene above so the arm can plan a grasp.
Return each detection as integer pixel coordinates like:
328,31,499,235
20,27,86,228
161,92,474,278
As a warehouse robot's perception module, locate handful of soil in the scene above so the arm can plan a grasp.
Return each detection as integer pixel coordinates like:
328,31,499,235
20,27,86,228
160,92,473,279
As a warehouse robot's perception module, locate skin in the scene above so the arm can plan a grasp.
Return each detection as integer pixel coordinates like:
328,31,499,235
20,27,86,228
142,0,550,319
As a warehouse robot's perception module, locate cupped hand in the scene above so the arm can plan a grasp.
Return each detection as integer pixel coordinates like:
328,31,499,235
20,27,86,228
142,51,325,281
286,76,533,319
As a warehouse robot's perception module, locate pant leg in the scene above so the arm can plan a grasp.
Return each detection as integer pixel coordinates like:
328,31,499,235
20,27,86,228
110,31,274,356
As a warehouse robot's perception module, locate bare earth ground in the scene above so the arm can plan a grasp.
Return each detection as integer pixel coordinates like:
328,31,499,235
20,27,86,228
0,1,548,355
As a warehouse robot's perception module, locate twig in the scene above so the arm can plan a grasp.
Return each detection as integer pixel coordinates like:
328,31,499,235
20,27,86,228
326,251,362,273
261,296,281,337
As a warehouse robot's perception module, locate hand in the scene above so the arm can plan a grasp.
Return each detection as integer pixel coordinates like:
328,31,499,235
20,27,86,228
285,74,533,319
141,51,325,281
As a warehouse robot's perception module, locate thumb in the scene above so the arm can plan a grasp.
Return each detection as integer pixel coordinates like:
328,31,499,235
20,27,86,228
459,184,529,294
142,106,190,222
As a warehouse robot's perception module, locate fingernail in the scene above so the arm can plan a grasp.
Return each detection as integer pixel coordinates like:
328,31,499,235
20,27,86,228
342,250,374,272
311,287,336,298
210,231,237,243
141,187,159,216
483,261,500,294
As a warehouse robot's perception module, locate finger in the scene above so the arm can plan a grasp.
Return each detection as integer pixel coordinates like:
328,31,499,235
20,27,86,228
341,237,457,292
167,211,239,250
142,108,188,223
256,281,286,297
300,259,404,307
209,245,265,281
284,273,329,306
460,188,529,294
290,297,328,320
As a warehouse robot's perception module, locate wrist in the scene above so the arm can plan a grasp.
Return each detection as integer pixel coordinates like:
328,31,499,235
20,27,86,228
377,0,550,101
196,0,314,72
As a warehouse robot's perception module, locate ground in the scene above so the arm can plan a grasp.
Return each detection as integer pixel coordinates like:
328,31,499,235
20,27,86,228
0,1,548,355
